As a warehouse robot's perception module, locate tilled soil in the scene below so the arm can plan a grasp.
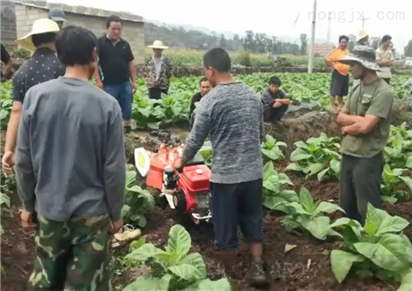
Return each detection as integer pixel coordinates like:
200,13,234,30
134,188,409,291
1,193,36,291
2,129,412,291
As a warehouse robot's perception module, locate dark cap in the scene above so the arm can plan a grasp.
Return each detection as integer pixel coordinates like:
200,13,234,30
48,8,67,22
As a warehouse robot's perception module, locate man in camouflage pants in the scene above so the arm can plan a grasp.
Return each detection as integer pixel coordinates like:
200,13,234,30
15,26,126,291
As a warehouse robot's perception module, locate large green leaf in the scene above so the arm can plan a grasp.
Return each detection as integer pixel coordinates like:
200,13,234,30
187,279,232,291
299,187,315,213
180,253,207,280
330,158,341,174
0,193,10,207
307,163,325,175
354,236,410,273
290,153,312,162
364,203,387,236
123,274,171,291
331,250,365,283
294,141,310,150
400,234,412,262
398,269,412,291
399,176,412,192
290,147,310,161
312,202,345,217
405,156,412,169
317,168,330,181
125,171,137,187
167,225,191,262
129,236,147,251
285,162,304,172
126,185,144,193
285,202,311,215
168,264,200,282
376,215,409,235
300,216,331,240
125,243,166,263
263,162,275,180
261,148,283,161
329,217,354,229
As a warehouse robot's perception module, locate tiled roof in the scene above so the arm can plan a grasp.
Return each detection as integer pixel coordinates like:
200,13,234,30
13,0,144,23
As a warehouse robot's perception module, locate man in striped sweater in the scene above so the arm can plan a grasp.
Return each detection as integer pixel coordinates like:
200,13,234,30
175,48,268,286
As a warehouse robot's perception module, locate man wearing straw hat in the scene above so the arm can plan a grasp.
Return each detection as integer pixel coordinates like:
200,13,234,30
337,45,394,224
2,19,64,175
357,29,369,46
146,40,173,99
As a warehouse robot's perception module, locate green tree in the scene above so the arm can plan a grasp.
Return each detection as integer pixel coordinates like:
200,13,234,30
300,34,308,55
404,40,412,57
347,34,356,51
243,30,256,52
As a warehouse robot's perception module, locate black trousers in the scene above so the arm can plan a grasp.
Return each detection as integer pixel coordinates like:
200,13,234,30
148,88,168,100
382,78,391,85
330,70,349,97
339,153,383,225
263,104,289,122
210,179,264,250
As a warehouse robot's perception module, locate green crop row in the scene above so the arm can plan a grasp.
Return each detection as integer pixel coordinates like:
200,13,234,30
1,74,410,130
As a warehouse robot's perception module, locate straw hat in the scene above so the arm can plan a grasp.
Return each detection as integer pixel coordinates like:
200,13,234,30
16,19,59,51
339,45,380,71
358,29,369,41
148,40,169,49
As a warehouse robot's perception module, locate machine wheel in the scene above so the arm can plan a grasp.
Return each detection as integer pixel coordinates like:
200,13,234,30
173,190,187,217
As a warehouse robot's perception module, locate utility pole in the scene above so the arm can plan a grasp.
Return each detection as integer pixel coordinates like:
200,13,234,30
327,13,331,43
308,0,317,73
360,16,369,29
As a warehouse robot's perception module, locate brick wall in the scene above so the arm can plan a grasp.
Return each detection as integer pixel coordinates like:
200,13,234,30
14,4,145,64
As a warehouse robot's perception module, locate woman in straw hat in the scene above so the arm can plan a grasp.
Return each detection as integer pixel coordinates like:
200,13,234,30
146,40,172,99
2,18,65,175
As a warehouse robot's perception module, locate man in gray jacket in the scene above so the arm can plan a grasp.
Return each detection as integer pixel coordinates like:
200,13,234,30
175,48,267,286
15,26,125,291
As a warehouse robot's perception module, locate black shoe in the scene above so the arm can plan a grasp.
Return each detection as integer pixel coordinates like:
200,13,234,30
247,262,268,287
124,126,131,134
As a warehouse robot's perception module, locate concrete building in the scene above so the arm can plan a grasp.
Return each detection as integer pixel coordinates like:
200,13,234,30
1,1,18,48
2,0,145,63
307,43,335,57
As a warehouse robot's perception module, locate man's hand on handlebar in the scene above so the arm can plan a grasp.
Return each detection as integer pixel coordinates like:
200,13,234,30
174,158,186,173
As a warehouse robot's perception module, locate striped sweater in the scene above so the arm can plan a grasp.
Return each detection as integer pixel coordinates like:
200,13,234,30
182,82,264,184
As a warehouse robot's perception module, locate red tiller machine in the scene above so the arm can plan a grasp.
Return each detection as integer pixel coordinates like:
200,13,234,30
134,144,212,224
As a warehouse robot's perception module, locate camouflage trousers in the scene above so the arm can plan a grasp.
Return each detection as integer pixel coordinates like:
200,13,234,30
28,214,112,291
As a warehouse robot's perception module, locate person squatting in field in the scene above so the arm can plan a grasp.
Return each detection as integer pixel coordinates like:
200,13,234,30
94,15,137,134
2,19,65,176
336,45,394,225
325,35,350,113
15,26,126,290
261,75,291,122
174,48,268,286
189,77,212,130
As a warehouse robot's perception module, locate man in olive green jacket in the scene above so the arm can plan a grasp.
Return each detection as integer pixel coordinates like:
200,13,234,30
336,45,394,224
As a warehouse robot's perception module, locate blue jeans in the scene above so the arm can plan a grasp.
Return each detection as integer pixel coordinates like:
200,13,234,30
104,81,132,120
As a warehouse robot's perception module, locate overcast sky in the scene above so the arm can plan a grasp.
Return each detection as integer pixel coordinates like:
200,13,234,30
50,0,412,49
